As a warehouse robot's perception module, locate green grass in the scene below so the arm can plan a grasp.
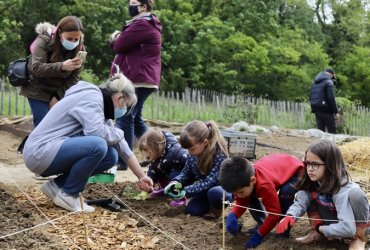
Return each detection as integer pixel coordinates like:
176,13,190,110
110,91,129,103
142,92,369,136
0,90,31,116
1,89,368,136
142,92,317,129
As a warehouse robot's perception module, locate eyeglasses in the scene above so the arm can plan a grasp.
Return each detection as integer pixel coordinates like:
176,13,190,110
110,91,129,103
303,161,325,171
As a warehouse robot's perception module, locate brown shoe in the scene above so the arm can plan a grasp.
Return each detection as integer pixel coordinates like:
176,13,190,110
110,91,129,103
348,237,366,250
295,230,324,244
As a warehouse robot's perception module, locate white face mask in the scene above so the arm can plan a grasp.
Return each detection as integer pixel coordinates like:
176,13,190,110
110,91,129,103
61,38,79,50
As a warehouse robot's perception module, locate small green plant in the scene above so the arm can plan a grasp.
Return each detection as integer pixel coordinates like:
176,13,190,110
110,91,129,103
239,126,247,132
256,128,264,134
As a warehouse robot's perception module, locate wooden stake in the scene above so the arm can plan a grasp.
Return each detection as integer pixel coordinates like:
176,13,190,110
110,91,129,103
222,192,225,250
79,193,90,250
367,168,370,195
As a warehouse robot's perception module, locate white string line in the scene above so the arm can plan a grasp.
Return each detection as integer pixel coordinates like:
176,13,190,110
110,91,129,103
91,180,191,250
0,163,190,250
223,201,370,223
0,163,82,249
0,211,79,240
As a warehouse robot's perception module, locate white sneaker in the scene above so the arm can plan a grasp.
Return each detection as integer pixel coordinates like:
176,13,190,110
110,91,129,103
40,179,60,201
34,173,58,180
53,190,95,213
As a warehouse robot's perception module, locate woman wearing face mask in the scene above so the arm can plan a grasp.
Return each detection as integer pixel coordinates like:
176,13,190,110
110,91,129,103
109,0,162,170
20,16,85,127
22,73,153,213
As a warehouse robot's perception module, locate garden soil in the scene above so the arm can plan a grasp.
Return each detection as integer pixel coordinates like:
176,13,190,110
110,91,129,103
0,128,368,249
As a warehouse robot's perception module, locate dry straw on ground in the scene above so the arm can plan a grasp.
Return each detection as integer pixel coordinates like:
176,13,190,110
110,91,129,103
340,138,370,197
340,138,370,171
14,187,161,250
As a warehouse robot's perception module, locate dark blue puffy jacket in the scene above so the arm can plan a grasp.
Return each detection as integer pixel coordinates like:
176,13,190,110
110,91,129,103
309,71,338,114
147,131,188,183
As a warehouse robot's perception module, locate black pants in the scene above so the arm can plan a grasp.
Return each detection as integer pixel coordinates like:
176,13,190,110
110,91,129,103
314,112,337,134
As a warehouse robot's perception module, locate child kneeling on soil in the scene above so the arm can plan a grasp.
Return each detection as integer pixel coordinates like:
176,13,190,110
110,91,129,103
277,140,370,250
138,128,188,197
219,154,304,249
164,120,233,219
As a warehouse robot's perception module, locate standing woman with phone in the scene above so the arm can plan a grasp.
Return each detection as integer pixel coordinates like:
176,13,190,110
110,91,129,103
20,16,85,127
109,0,162,170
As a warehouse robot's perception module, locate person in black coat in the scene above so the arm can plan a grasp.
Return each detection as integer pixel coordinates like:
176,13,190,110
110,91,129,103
309,68,340,133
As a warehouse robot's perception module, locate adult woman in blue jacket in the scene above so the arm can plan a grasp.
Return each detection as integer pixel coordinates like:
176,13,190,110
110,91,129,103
23,73,153,213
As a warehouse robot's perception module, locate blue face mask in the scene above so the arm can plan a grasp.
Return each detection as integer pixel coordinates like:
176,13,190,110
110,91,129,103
61,38,79,50
114,107,127,119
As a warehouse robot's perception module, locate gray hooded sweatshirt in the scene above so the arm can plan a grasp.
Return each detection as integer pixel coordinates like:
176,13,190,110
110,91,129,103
286,182,364,238
23,81,133,174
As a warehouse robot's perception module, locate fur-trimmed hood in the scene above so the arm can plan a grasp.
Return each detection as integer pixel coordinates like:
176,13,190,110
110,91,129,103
35,22,56,36
34,21,84,42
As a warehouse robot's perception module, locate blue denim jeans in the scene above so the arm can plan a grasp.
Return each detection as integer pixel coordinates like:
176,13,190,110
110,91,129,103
28,98,50,127
185,186,233,217
116,87,156,149
41,136,118,195
115,87,156,166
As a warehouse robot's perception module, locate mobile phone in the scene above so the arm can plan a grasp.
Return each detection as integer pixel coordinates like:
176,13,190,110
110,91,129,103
76,51,87,62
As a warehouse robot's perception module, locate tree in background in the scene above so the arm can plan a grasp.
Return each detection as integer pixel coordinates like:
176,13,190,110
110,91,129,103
0,0,24,73
311,0,370,106
339,46,370,106
8,0,125,80
1,0,370,106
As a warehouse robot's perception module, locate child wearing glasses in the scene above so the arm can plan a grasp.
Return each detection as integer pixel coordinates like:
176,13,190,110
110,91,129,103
219,154,304,249
277,140,370,250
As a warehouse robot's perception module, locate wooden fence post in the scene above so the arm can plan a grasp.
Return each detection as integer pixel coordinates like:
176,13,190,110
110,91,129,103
8,82,12,116
0,78,4,115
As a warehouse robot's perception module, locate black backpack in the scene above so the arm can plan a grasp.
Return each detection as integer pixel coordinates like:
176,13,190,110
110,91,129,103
7,56,30,87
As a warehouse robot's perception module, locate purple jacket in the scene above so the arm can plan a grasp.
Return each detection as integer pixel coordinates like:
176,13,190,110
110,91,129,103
110,14,162,86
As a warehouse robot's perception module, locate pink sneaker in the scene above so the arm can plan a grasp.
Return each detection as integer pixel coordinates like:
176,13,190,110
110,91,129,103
150,188,165,198
169,197,187,207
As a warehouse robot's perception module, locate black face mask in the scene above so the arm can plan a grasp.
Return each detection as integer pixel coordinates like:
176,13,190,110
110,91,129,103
128,5,141,17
